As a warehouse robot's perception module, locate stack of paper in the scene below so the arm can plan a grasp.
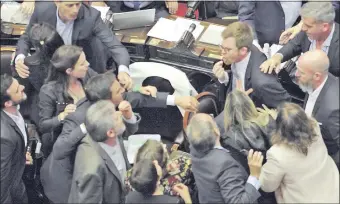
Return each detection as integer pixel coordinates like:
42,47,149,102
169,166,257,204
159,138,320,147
147,17,204,42
199,24,226,45
126,134,161,164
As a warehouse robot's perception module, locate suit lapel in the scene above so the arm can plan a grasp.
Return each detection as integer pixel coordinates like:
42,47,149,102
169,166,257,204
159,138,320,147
46,3,57,27
118,136,131,169
312,77,331,116
1,111,26,151
327,23,339,66
72,5,85,44
244,54,252,91
92,140,123,188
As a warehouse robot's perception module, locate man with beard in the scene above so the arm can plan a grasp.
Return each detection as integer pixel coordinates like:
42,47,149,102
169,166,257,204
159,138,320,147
0,74,30,203
68,100,136,203
295,50,339,168
212,21,291,109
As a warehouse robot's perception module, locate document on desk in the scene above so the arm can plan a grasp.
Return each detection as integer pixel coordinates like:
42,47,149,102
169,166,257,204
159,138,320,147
199,24,225,45
147,17,204,42
126,134,161,164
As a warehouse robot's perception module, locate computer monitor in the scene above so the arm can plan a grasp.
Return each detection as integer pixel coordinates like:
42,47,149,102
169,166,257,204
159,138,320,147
112,9,156,30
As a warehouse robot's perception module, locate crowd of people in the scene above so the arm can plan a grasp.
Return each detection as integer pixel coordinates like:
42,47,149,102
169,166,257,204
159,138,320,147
1,1,339,204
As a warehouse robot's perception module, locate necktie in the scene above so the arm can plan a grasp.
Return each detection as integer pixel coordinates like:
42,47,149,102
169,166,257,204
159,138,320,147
133,1,141,10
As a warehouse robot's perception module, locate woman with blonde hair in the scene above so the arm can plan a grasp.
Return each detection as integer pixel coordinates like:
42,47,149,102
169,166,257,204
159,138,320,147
260,102,339,203
216,89,276,155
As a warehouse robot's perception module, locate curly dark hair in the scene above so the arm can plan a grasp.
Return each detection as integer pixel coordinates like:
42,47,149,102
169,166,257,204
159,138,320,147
271,103,318,155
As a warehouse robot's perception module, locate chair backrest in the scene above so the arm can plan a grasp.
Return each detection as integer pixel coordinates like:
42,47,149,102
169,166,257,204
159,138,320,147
0,46,15,75
133,76,183,142
183,92,220,129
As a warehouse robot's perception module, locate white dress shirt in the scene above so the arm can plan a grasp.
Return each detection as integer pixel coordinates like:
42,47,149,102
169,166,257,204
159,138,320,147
305,76,328,117
309,23,335,54
219,52,251,91
3,106,27,147
280,1,302,29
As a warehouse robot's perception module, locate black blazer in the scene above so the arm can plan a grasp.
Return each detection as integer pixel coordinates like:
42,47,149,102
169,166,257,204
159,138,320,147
303,74,339,157
223,45,291,109
15,1,130,72
0,111,27,203
278,23,340,77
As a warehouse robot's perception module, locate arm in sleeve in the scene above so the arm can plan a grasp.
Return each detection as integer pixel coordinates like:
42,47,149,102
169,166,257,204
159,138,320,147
15,4,39,58
121,114,141,140
258,78,291,108
238,1,257,39
92,13,130,70
218,160,261,203
327,110,340,153
123,92,169,109
68,172,103,203
260,148,285,192
53,120,86,160
277,31,305,63
38,86,62,133
0,135,14,204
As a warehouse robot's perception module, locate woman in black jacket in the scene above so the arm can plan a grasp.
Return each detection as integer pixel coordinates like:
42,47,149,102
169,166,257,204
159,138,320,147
15,22,64,126
38,45,97,157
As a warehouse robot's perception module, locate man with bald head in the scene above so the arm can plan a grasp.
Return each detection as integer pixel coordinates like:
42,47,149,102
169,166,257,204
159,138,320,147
296,50,339,168
186,113,264,203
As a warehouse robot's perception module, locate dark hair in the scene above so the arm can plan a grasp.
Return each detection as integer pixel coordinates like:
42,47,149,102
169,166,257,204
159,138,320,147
130,159,158,197
272,103,318,155
84,71,116,103
28,23,64,61
45,45,83,99
0,74,13,109
135,140,168,170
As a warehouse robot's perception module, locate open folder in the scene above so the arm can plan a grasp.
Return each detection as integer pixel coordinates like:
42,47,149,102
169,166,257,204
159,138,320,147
147,17,204,42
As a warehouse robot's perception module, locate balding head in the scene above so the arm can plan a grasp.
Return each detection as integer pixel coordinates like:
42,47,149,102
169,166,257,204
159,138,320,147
298,50,329,73
186,113,220,154
296,50,330,92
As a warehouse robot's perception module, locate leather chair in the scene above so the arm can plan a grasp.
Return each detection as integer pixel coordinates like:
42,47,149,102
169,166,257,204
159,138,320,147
133,76,183,143
1,46,15,75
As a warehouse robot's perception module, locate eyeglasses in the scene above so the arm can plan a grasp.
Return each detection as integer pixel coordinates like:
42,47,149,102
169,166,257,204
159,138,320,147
219,44,233,52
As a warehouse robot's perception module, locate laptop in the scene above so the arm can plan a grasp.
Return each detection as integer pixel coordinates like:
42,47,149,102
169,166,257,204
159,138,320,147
112,9,156,30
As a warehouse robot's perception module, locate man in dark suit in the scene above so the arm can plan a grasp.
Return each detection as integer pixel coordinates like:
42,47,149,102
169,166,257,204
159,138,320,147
238,1,303,47
14,1,132,89
261,2,339,78
186,113,263,203
213,22,291,109
40,72,198,203
0,74,29,204
67,100,136,203
296,50,339,168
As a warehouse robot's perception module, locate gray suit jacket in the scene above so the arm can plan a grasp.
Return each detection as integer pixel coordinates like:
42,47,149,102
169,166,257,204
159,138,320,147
0,111,28,204
238,2,287,45
223,45,291,108
303,74,339,160
278,23,339,77
68,133,130,203
15,1,130,73
40,96,141,203
190,147,261,203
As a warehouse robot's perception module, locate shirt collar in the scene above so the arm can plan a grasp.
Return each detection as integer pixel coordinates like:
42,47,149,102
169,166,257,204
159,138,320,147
308,75,328,97
3,106,22,122
232,52,251,76
56,8,74,25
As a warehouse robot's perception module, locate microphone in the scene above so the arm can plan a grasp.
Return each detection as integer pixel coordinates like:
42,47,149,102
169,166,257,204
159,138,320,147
185,1,201,19
179,23,197,48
